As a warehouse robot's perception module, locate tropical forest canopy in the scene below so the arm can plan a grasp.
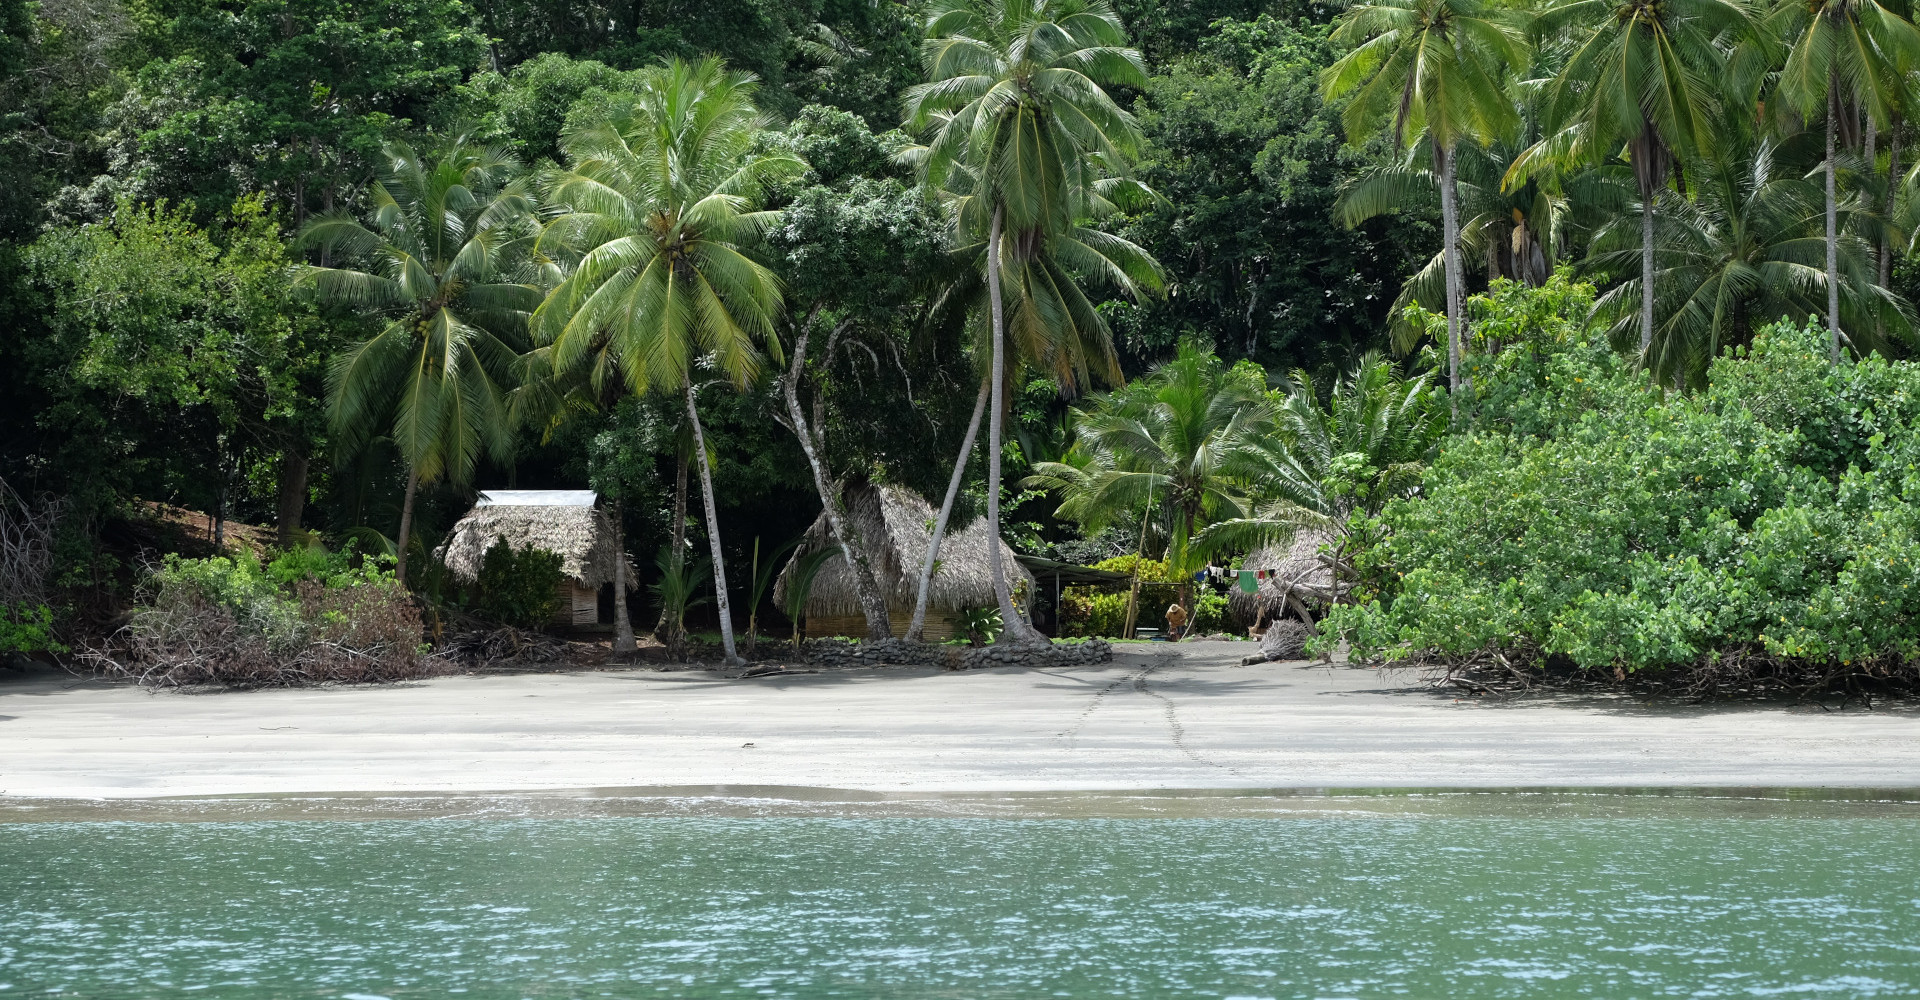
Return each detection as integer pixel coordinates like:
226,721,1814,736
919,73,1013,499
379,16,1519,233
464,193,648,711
10,0,1920,682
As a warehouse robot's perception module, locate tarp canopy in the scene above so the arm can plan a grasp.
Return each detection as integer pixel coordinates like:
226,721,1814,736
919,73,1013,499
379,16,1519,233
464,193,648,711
1015,554,1132,587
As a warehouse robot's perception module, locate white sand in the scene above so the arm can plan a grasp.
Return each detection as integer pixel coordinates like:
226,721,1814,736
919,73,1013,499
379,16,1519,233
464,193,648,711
3,642,1917,798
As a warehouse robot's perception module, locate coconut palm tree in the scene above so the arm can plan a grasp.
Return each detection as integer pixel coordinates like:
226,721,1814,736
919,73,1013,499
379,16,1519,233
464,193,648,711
1338,131,1617,353
1197,357,1447,573
533,56,804,667
1586,132,1912,383
298,139,541,588
897,154,1164,641
1321,0,1526,399
900,0,1151,643
1768,0,1920,360
1521,0,1758,362
1026,344,1267,576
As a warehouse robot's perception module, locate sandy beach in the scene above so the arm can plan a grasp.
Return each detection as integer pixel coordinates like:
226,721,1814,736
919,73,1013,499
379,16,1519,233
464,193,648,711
3,641,1918,800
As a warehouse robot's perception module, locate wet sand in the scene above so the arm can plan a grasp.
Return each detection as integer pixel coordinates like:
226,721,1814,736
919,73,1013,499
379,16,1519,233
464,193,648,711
3,642,1918,799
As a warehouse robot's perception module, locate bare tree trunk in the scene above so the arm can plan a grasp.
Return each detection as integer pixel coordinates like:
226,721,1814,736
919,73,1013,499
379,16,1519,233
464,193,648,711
611,499,635,654
395,465,419,589
684,379,742,666
783,319,893,641
984,206,1039,646
275,446,308,549
653,450,688,642
1437,143,1464,414
1829,79,1844,363
906,373,990,642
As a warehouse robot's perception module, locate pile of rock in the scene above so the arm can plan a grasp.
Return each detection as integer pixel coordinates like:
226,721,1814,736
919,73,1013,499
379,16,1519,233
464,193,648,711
799,637,1112,670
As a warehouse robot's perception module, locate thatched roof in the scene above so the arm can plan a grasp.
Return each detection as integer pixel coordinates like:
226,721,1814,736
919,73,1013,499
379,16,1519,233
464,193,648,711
774,483,1035,616
439,491,636,590
1229,527,1340,614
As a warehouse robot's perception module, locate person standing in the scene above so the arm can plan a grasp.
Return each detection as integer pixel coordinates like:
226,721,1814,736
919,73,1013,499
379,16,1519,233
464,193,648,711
1165,601,1188,640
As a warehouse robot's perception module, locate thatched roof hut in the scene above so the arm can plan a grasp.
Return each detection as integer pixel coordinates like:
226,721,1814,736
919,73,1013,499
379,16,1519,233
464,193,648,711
773,482,1034,640
439,490,636,628
1229,527,1340,625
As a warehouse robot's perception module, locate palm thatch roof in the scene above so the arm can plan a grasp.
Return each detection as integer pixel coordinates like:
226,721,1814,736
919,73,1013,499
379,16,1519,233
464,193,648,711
1229,527,1340,616
774,482,1034,616
439,491,636,590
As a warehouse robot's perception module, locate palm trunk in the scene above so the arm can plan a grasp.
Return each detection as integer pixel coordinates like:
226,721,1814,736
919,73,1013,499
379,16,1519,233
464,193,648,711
1885,116,1901,289
1436,142,1464,412
611,499,635,654
1641,191,1656,360
684,379,742,666
395,465,420,589
783,321,893,641
275,445,309,549
906,371,991,642
1828,79,1843,363
653,450,688,641
984,205,1036,645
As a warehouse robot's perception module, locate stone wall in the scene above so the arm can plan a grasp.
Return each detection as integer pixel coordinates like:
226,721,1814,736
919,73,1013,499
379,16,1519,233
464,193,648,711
799,637,1112,670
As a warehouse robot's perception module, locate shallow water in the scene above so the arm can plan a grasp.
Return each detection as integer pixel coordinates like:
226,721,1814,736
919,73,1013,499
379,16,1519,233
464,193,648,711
4,805,1919,998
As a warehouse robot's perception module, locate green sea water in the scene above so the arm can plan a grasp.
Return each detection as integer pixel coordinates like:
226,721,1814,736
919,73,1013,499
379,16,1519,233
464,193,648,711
3,801,1919,998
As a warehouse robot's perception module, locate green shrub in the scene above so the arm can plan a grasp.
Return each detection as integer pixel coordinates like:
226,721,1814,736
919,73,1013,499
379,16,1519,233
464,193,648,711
475,537,563,629
1083,590,1131,637
1318,293,1920,693
0,603,63,654
1191,587,1228,634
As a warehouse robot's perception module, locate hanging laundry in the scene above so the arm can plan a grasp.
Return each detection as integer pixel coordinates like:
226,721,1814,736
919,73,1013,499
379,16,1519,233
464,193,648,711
1238,570,1257,593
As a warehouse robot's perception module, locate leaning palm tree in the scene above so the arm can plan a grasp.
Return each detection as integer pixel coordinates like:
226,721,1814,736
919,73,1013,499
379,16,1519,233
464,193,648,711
1520,0,1758,361
1768,0,1920,360
1321,0,1526,399
901,0,1151,644
533,56,804,667
298,139,541,588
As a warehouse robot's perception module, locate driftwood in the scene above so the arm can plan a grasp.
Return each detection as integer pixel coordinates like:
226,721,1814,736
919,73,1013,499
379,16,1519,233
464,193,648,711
0,478,61,609
78,580,442,689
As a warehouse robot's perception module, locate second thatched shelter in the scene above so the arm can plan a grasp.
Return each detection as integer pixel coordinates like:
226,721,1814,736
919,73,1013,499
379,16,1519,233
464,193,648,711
1229,526,1340,626
774,482,1034,640
438,490,636,628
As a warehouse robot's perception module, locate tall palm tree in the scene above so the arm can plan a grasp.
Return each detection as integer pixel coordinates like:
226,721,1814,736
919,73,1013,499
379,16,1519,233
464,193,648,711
1586,132,1911,382
1322,0,1526,399
1768,0,1920,360
533,56,803,666
901,0,1151,644
297,139,540,588
1521,0,1757,362
1339,132,1608,352
897,154,1163,641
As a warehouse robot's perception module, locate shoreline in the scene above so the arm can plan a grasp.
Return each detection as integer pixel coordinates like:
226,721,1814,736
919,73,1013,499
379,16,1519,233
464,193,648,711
5,642,1920,801
8,785,1920,823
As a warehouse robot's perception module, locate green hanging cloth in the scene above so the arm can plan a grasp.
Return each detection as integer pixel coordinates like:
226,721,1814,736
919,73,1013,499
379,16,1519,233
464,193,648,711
1238,570,1257,594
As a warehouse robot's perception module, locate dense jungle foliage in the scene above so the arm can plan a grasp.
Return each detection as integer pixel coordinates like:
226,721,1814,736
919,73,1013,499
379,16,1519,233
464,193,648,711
6,0,1920,692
